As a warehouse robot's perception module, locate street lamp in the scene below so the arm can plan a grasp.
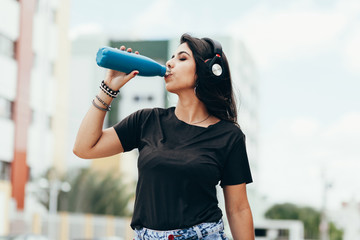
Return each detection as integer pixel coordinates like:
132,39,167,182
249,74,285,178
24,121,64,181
320,168,332,240
39,177,71,239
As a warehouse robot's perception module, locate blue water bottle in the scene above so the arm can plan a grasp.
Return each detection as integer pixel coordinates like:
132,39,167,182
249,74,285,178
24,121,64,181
96,46,169,77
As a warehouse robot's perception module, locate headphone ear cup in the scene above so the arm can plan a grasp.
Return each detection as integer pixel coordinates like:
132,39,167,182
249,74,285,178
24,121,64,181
205,56,223,77
202,37,224,78
212,63,223,76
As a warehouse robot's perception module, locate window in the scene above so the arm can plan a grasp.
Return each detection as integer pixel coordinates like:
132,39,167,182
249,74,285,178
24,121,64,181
133,95,155,103
255,228,266,237
278,229,290,237
50,9,57,23
0,161,11,181
0,97,12,119
32,53,37,69
50,61,55,76
47,115,53,129
35,0,41,13
0,34,15,58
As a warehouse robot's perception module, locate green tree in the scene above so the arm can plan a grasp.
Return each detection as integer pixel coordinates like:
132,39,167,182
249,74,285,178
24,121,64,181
265,203,343,240
36,168,134,217
329,222,343,240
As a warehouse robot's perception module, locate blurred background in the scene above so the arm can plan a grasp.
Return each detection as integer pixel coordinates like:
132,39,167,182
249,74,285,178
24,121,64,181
0,0,359,239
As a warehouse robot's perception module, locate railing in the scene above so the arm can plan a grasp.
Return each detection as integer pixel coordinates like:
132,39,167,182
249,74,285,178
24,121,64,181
9,211,133,240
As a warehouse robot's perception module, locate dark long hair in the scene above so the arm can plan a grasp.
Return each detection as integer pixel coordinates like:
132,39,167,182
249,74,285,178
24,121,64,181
180,33,238,125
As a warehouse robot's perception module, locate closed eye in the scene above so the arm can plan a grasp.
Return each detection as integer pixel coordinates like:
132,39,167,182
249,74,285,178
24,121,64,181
171,51,191,61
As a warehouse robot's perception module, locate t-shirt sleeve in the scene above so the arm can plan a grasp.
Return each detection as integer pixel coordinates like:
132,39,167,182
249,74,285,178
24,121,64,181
112,109,145,152
220,134,253,188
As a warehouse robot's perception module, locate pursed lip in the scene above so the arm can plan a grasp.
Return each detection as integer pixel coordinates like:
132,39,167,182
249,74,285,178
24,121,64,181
164,73,173,80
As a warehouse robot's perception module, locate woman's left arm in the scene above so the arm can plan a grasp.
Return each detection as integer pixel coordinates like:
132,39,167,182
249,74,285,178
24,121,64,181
223,183,254,240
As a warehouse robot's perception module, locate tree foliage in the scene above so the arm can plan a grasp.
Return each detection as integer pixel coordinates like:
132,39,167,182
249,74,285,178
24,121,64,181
36,168,134,217
265,203,343,240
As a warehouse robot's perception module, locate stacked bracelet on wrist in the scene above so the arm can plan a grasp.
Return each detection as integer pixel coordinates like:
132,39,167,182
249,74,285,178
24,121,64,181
96,95,111,110
92,99,109,111
100,80,119,98
92,95,111,112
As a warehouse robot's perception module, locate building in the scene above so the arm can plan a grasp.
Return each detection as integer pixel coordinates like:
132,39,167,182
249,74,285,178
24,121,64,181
0,0,70,234
255,219,304,240
331,199,360,240
0,0,19,235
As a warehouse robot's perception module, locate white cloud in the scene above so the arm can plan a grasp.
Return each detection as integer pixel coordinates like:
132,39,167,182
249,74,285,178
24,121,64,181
128,0,225,39
130,0,176,39
227,4,350,69
325,112,360,137
69,23,104,40
289,117,320,137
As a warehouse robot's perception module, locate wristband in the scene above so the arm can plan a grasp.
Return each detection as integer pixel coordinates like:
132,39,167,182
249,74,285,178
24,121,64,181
100,80,119,98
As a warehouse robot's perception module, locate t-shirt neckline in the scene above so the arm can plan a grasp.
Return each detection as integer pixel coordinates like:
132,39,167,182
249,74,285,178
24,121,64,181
170,107,223,129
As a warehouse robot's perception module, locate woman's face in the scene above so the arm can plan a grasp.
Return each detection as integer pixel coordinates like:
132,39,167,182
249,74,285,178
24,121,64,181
165,43,197,94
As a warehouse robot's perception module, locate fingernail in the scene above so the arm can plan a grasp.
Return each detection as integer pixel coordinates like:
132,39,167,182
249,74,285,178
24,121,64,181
134,72,139,76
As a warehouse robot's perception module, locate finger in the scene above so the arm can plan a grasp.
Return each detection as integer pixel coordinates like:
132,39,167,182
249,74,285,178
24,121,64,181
120,45,126,51
127,48,132,53
135,51,139,55
124,70,139,82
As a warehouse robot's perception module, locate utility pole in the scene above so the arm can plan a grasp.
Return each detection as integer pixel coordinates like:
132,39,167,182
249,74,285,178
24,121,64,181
320,168,331,240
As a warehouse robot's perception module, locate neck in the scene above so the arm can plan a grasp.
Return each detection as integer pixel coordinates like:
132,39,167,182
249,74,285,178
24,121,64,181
175,91,209,124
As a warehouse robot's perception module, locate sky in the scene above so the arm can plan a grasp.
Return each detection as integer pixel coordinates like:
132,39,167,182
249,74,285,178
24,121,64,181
70,0,360,210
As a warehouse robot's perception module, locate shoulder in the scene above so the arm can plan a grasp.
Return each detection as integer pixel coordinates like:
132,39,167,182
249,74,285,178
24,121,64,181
138,107,173,116
130,107,173,121
151,107,174,115
218,120,245,139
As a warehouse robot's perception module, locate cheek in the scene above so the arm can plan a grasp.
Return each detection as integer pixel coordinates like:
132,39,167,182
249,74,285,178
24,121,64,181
185,75,197,88
183,65,197,84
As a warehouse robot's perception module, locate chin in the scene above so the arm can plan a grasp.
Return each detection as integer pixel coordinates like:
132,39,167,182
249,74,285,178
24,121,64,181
165,84,177,94
165,81,175,91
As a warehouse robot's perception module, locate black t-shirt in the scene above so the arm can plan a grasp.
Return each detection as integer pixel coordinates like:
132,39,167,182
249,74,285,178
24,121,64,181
113,107,252,230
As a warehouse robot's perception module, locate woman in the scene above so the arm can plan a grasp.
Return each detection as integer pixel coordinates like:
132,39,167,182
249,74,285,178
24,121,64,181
73,33,254,239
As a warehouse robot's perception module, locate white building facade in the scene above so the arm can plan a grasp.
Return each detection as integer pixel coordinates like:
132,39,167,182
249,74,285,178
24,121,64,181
0,0,19,234
0,0,70,234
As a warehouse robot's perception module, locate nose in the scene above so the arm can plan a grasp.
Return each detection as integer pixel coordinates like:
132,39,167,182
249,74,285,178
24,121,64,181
166,58,174,69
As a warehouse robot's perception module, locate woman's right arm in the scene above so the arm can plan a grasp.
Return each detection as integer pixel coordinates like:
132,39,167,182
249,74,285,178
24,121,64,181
73,46,139,159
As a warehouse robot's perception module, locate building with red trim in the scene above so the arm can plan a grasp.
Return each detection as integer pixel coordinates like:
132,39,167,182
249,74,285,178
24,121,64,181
0,0,70,234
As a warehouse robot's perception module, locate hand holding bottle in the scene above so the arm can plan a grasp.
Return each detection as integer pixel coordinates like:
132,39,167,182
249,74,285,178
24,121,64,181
104,46,139,91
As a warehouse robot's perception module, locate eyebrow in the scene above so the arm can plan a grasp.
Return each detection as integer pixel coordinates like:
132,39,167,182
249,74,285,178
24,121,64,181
171,51,191,58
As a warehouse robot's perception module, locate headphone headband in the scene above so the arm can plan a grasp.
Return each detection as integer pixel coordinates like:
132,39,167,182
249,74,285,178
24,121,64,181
202,38,223,56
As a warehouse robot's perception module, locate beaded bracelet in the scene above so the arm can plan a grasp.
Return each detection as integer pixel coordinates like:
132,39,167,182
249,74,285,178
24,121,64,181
100,80,119,98
92,99,110,112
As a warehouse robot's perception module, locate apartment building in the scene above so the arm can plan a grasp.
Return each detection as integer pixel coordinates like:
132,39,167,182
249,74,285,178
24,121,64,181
0,0,70,234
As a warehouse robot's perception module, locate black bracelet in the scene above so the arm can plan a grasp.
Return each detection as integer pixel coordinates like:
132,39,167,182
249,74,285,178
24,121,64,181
92,99,110,112
100,80,119,98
